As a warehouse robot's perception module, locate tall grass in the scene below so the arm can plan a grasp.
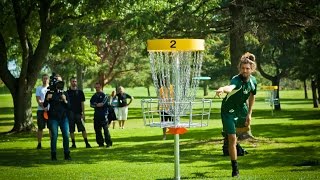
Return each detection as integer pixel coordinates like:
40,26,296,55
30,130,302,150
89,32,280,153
0,88,319,179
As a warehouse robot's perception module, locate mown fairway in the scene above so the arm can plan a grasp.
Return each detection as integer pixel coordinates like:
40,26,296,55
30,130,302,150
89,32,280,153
0,88,319,179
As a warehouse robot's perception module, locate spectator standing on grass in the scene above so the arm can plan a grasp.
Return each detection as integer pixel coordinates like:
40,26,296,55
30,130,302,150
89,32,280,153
109,90,119,129
35,74,51,149
215,52,257,177
43,74,71,160
90,82,112,148
158,80,174,140
116,86,133,129
67,77,91,148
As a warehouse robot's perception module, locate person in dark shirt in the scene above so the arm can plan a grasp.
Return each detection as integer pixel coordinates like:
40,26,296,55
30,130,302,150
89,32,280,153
67,77,91,148
116,86,133,129
43,74,71,161
90,82,112,148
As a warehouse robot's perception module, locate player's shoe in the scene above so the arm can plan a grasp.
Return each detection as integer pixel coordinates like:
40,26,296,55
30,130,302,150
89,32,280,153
232,170,239,177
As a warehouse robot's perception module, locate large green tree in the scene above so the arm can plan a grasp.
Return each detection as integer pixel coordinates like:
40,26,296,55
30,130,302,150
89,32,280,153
48,35,99,89
0,0,105,132
292,27,320,108
244,0,320,109
53,1,153,90
0,1,54,132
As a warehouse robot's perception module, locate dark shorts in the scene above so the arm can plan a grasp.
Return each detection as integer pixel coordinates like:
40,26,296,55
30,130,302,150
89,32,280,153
68,112,86,133
160,111,173,122
37,110,48,130
221,106,248,135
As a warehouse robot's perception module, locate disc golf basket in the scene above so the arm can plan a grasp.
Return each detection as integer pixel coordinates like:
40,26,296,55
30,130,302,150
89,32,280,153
261,86,279,116
141,39,212,180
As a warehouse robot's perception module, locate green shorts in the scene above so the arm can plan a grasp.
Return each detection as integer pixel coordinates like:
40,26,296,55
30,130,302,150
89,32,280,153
221,106,248,135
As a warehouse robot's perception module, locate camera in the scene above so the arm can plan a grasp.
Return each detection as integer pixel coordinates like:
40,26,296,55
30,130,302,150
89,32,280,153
48,72,65,93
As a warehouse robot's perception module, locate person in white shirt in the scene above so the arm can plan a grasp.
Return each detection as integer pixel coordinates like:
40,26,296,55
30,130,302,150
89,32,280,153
35,74,50,149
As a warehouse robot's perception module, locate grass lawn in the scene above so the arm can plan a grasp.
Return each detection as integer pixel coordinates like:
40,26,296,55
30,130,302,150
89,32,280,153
0,87,319,179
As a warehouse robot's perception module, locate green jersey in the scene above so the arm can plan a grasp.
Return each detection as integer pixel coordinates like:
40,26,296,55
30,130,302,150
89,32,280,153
221,75,257,112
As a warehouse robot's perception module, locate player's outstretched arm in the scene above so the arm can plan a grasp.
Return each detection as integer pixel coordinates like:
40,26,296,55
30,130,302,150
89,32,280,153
215,85,236,98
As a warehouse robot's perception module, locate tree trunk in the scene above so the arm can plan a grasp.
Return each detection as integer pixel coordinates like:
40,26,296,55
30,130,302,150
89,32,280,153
303,79,308,99
316,75,320,102
272,76,281,110
98,71,105,89
229,0,245,76
229,2,250,139
255,49,283,111
147,86,150,97
311,79,319,108
203,82,208,96
11,85,36,132
76,64,83,90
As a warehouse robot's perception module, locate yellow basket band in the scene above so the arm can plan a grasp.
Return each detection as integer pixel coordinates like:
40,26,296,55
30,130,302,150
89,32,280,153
147,39,205,51
261,86,278,90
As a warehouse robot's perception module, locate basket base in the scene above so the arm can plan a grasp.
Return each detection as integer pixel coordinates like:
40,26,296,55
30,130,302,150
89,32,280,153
146,122,208,128
141,98,212,129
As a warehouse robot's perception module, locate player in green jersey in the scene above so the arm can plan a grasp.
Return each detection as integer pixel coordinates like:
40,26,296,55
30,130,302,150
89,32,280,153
215,52,257,177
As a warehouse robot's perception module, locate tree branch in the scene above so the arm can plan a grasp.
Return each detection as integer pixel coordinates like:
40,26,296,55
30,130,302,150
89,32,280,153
27,0,52,86
256,47,274,81
11,0,30,84
0,32,16,93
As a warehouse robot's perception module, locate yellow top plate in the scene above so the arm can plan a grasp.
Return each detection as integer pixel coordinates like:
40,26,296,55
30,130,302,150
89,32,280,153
261,86,278,90
147,39,205,51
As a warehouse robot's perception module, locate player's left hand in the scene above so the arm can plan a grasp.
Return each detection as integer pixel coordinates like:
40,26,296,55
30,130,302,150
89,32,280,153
96,103,104,107
61,94,66,101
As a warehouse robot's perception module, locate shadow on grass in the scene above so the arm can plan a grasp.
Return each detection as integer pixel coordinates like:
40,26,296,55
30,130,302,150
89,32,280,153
253,108,320,121
242,146,320,170
0,107,14,114
0,124,319,164
0,121,14,127
279,98,313,104
253,123,320,139
0,131,37,141
0,98,319,179
0,126,319,180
